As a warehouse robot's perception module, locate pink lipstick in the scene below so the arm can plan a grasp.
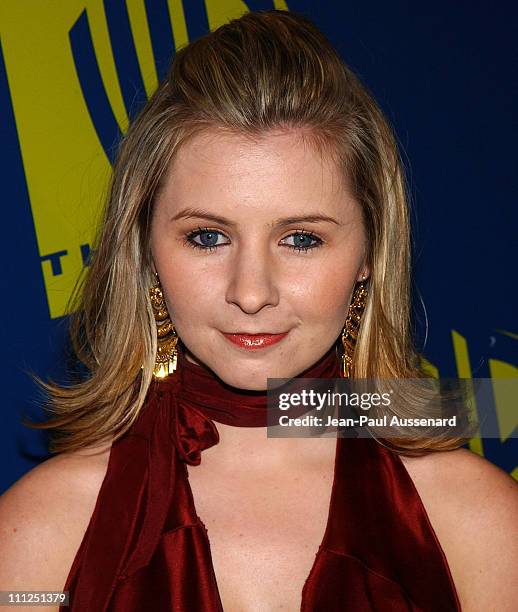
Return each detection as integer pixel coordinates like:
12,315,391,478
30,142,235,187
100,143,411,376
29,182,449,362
222,332,289,350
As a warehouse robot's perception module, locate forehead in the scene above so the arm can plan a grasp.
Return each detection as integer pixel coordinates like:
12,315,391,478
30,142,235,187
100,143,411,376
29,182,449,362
157,127,355,219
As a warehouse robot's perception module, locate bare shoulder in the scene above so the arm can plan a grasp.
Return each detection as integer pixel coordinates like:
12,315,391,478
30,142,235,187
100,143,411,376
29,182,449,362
400,447,518,611
0,439,113,607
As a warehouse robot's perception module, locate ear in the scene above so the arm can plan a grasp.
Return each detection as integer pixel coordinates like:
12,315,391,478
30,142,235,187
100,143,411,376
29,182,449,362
357,266,370,282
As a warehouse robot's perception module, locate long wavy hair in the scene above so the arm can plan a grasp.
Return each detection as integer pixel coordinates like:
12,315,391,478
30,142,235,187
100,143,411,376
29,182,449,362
27,10,468,456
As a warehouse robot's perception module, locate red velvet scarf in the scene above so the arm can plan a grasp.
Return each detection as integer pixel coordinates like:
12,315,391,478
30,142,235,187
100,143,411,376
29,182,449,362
152,342,342,465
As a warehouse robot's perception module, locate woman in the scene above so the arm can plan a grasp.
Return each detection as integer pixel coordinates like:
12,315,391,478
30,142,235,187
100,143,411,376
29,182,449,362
1,9,517,611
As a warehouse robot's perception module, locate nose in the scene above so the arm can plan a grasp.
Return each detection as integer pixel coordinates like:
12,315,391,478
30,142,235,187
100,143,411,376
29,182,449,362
225,243,280,315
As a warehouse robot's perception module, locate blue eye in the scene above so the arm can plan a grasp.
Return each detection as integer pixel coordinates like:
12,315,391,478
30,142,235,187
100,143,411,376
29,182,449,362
185,228,230,252
282,231,322,252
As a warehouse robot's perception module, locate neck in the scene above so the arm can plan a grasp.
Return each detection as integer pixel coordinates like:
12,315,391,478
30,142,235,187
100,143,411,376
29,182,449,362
197,418,340,472
173,341,341,427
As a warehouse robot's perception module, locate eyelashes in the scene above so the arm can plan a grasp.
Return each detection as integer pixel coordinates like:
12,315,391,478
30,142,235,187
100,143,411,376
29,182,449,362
183,227,324,254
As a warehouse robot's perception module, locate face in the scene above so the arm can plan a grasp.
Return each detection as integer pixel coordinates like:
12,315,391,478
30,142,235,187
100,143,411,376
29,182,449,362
150,128,369,390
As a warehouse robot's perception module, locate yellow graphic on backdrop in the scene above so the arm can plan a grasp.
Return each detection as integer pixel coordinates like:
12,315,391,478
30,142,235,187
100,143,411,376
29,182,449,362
0,0,287,319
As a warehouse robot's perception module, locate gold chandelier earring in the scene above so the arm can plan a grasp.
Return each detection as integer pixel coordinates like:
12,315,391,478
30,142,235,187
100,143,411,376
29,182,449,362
149,272,179,379
341,277,369,378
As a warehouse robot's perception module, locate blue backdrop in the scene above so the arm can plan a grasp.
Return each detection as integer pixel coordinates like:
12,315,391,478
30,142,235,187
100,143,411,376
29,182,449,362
1,0,516,494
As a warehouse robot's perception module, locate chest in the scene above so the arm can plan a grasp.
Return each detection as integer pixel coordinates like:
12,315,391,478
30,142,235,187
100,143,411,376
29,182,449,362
186,458,336,611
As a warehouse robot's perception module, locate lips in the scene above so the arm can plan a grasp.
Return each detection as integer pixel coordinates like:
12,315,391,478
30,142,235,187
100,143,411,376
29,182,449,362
222,332,289,350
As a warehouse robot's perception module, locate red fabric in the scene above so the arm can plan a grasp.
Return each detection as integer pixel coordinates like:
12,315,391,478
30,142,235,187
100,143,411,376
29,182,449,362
61,345,461,611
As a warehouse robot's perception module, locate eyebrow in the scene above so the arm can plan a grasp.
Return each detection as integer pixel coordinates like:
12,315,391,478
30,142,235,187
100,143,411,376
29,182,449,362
169,207,341,228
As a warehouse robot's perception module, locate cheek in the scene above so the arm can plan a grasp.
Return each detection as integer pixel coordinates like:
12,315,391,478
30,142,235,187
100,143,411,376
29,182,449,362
286,258,356,316
159,264,222,324
151,233,215,319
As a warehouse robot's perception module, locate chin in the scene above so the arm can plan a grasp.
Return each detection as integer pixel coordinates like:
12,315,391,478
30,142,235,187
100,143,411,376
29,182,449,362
216,369,270,392
231,380,268,392
217,360,301,392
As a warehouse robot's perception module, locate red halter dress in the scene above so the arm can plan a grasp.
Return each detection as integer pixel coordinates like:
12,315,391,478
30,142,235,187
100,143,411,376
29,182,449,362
60,346,461,611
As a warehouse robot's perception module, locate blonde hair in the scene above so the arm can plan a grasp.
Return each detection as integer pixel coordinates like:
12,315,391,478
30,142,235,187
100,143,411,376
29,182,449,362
27,10,468,456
